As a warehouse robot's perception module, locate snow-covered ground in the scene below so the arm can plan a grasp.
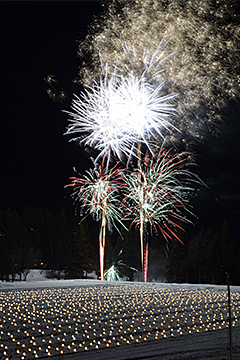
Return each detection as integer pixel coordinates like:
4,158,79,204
0,270,240,359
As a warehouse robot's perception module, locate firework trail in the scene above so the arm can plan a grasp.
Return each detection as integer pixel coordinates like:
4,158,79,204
65,158,124,280
64,58,177,164
122,149,199,281
78,0,240,141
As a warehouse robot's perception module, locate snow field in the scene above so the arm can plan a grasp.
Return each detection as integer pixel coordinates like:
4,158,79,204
0,282,240,359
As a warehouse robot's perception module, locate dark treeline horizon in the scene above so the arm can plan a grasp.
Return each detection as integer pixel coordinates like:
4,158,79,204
0,205,239,285
0,205,141,282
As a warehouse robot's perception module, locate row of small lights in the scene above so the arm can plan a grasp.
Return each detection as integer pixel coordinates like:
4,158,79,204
0,285,239,359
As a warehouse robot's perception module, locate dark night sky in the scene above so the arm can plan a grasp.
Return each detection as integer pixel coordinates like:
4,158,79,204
0,1,100,213
1,1,240,239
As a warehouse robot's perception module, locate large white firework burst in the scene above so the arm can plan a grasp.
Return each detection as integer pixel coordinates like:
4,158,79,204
64,56,177,163
78,0,240,141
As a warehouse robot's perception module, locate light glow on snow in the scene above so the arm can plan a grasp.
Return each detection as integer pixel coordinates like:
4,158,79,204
0,272,240,359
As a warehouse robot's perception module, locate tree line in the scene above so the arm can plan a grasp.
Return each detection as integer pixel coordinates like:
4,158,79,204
0,206,95,281
166,219,240,285
0,206,141,281
0,206,239,284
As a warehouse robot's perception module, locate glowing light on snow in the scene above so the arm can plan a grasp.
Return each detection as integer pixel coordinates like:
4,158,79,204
1,284,240,358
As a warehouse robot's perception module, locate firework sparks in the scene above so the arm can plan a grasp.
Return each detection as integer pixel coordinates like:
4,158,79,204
78,0,240,140
104,265,123,281
104,250,139,281
64,57,177,163
116,72,178,142
65,159,124,280
122,149,199,281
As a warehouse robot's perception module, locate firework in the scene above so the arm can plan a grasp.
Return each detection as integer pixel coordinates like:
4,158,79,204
122,149,199,281
64,58,177,164
104,265,123,281
116,71,178,142
78,0,240,141
65,158,124,280
104,250,139,281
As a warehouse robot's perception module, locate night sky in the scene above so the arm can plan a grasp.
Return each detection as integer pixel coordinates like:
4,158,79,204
1,1,240,239
1,1,100,213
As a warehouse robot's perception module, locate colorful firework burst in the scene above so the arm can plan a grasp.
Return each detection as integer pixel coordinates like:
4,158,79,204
65,158,124,280
122,148,199,281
